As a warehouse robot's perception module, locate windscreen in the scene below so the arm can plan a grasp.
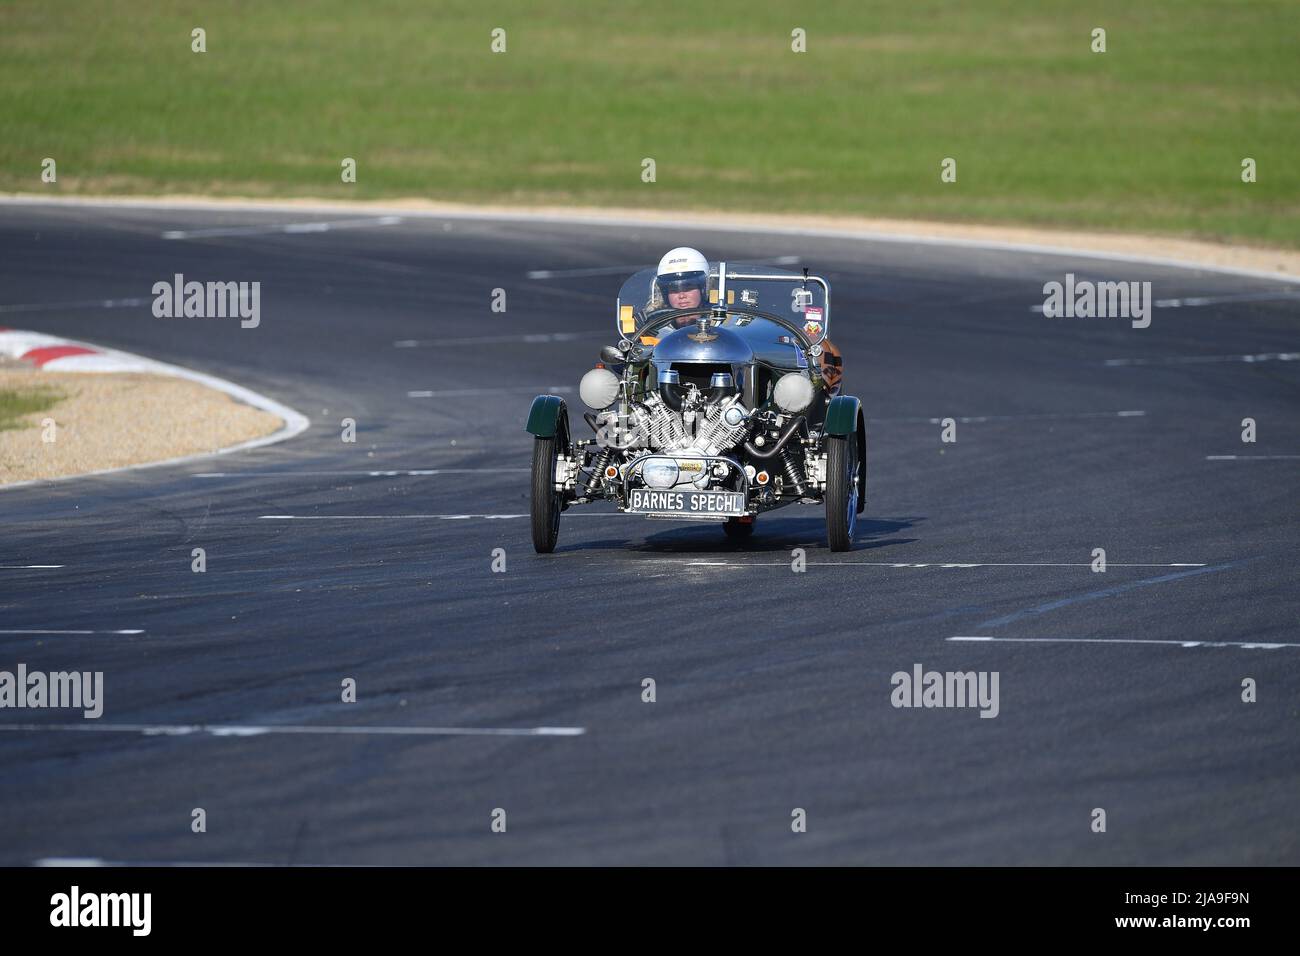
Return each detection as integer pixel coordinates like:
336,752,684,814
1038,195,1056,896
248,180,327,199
614,263,830,345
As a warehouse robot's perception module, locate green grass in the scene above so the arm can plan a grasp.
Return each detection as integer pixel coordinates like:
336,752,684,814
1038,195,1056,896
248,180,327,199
0,386,63,431
1,1,1297,245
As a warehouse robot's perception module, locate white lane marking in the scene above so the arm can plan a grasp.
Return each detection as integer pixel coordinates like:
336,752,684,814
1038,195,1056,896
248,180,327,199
395,331,606,347
408,386,572,398
260,513,527,519
1149,291,1300,307
10,195,1300,288
528,265,656,280
0,629,143,635
193,469,528,478
867,410,1145,424
0,297,147,314
34,858,333,868
1206,455,1300,461
1032,290,1300,313
0,722,585,737
979,560,1246,629
0,565,64,569
948,636,1300,650
1106,352,1300,367
683,561,1206,568
161,216,402,240
257,513,622,519
36,859,109,867
527,256,800,280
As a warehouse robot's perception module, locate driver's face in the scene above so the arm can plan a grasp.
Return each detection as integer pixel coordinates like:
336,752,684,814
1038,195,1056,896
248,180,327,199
668,288,702,309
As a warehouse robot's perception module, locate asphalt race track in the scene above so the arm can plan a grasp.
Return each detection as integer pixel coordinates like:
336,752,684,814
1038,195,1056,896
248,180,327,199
1,202,1297,865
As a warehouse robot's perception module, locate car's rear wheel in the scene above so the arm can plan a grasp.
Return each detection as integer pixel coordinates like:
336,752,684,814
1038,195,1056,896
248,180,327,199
723,515,755,540
531,436,563,553
825,434,859,551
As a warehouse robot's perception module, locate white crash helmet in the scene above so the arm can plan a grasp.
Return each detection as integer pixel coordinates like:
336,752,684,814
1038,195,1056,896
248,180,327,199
655,246,710,301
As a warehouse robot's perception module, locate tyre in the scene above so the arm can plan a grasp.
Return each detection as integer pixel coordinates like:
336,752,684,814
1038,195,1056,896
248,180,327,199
857,426,868,514
723,516,755,540
825,434,859,551
530,435,562,553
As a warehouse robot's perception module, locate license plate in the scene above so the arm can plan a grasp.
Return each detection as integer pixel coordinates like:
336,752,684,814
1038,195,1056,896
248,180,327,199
627,488,745,517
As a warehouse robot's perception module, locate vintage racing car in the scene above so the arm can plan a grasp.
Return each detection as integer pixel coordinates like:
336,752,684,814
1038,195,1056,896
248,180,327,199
526,252,866,552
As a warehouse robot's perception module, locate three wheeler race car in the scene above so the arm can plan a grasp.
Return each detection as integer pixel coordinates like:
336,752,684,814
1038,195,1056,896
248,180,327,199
526,249,865,553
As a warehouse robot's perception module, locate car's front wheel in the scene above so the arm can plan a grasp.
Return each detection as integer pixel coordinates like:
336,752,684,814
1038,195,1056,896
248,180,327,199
825,434,859,551
530,436,563,553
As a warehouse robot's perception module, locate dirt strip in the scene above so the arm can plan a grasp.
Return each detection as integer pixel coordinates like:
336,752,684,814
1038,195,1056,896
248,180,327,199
0,368,282,485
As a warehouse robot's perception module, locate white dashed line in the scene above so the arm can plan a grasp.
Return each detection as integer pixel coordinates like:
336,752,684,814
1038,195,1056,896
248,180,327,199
396,331,606,348
0,629,144,635
193,469,527,478
261,514,523,520
0,565,64,570
527,256,799,280
867,410,1145,424
408,386,572,398
1032,290,1300,314
0,297,147,314
948,636,1300,650
259,514,530,520
0,722,585,738
161,216,402,240
1106,352,1300,367
257,513,620,520
1206,455,1300,461
683,561,1206,569
34,858,328,868
1149,291,1300,308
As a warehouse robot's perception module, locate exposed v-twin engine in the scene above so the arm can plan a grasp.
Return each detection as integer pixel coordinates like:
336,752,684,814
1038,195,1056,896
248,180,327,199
638,390,750,457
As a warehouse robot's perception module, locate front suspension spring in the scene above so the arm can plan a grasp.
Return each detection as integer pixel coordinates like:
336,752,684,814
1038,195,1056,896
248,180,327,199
584,447,612,495
778,445,806,497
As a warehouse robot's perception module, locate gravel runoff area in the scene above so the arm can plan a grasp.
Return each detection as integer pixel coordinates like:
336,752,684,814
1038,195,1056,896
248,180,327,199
0,366,283,485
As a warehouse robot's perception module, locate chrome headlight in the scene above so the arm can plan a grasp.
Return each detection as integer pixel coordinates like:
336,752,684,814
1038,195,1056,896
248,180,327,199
580,367,621,410
773,372,814,413
641,457,679,490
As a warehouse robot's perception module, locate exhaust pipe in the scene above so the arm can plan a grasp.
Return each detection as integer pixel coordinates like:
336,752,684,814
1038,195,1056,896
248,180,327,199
743,415,806,461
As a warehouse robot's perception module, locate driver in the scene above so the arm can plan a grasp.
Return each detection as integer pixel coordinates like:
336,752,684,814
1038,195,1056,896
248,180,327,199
653,246,710,313
644,246,845,391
